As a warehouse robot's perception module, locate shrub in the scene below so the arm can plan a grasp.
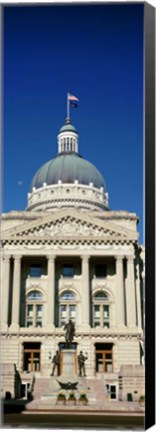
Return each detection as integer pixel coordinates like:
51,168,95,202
57,391,66,400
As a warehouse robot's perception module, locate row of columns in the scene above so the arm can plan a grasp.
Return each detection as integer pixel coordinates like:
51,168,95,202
1,254,142,331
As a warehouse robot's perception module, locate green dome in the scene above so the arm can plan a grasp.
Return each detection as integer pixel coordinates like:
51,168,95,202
30,152,106,192
59,123,77,134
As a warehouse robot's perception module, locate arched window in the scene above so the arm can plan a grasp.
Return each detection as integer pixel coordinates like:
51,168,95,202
26,290,43,328
93,291,110,328
59,290,76,327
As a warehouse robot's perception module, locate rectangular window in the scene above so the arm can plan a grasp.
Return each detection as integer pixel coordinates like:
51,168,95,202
36,305,42,327
27,305,33,317
105,352,113,372
103,305,110,328
62,265,74,277
95,264,107,278
93,305,100,327
26,305,43,327
96,347,113,373
69,305,76,324
30,265,42,277
60,305,67,326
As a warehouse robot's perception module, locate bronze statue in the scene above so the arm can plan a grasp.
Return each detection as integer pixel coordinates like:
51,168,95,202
78,351,88,377
64,319,75,349
51,350,60,376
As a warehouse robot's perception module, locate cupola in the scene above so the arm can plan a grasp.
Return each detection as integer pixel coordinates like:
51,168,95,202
27,96,109,212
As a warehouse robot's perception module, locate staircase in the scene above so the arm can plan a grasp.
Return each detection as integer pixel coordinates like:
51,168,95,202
33,378,50,399
78,377,107,405
32,376,107,406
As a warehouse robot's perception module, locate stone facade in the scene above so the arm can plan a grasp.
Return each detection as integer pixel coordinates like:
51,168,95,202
1,117,144,401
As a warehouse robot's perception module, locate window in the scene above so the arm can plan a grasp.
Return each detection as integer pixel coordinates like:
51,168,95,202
60,291,75,300
95,264,107,278
96,343,113,373
29,265,42,277
59,290,76,326
23,343,41,372
27,291,42,300
26,290,43,327
93,291,110,328
62,265,74,277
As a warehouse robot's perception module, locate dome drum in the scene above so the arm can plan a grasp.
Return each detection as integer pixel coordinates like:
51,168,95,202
27,182,109,212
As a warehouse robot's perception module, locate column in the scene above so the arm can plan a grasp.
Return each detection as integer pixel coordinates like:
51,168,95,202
136,263,142,329
46,255,55,330
115,256,125,327
125,256,137,327
10,255,21,331
1,255,10,331
81,256,90,330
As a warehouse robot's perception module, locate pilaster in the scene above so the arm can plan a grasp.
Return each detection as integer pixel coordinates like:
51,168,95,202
1,255,11,331
126,256,137,328
115,255,125,327
81,255,90,331
45,255,55,330
136,263,142,329
10,255,21,331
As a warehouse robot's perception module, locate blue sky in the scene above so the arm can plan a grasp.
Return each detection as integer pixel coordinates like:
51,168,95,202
3,4,144,242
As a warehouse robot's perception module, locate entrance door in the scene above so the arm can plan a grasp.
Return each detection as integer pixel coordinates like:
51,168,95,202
106,384,117,400
110,385,116,400
95,343,113,373
23,343,41,372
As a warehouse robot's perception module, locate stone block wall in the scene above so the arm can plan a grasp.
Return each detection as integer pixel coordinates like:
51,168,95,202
1,363,21,399
118,364,145,401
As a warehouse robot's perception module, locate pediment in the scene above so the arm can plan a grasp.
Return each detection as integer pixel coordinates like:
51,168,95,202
2,209,138,242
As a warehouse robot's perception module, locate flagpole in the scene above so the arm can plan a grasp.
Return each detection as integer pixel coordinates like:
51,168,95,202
67,93,70,120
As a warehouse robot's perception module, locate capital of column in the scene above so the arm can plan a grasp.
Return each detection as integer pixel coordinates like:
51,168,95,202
126,255,135,261
127,255,135,262
115,255,124,263
47,255,56,263
3,255,11,264
81,255,90,263
13,254,22,263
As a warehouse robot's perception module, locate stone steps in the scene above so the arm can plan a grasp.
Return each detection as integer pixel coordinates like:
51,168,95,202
32,376,107,404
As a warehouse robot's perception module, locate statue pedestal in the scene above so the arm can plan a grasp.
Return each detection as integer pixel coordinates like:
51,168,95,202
60,349,77,381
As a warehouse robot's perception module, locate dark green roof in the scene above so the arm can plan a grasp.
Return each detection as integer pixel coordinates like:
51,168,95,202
30,152,106,191
59,123,77,134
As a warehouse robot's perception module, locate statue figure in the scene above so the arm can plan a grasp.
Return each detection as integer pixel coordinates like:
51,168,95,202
78,351,88,377
51,350,60,376
64,319,75,349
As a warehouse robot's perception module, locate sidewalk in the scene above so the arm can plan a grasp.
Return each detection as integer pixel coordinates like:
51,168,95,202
3,397,145,416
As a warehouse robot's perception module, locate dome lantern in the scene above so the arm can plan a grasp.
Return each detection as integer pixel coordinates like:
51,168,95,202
57,117,78,154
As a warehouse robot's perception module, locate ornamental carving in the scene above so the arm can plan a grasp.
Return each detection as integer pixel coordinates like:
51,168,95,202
34,221,111,237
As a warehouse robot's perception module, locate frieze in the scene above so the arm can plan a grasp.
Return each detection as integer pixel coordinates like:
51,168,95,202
37,221,108,237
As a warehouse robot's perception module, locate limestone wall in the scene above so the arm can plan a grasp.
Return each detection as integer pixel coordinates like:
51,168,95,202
117,339,140,368
118,364,145,401
1,363,21,399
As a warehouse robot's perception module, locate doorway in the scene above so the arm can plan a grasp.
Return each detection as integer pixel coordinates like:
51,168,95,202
23,342,41,372
106,384,117,400
95,343,113,373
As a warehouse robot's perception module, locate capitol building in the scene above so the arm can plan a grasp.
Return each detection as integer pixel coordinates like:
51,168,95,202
1,113,144,402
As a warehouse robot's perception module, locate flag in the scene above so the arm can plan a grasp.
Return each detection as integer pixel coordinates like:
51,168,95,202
68,94,79,102
70,101,78,108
